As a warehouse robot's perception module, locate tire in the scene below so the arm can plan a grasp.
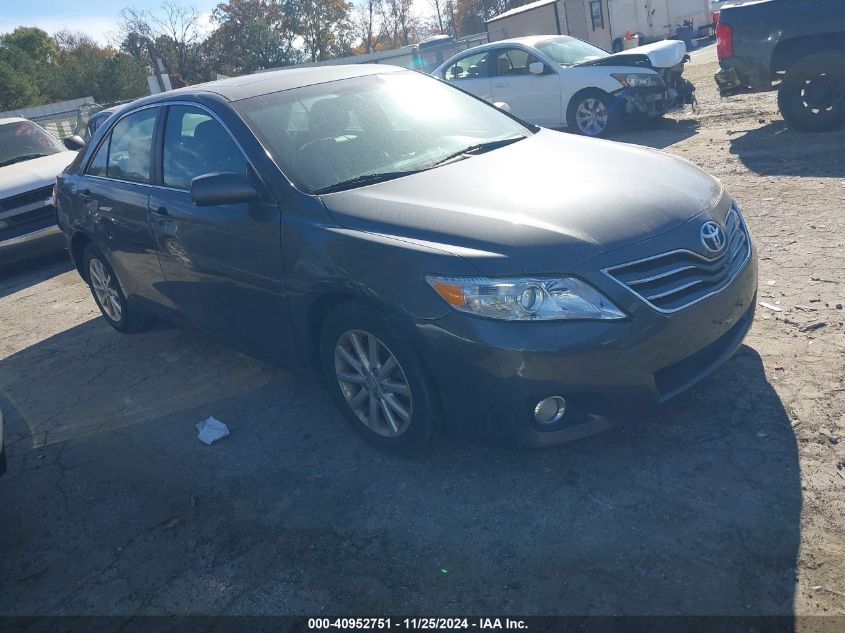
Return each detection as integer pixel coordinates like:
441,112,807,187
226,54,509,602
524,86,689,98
566,89,618,138
83,244,154,333
319,301,437,453
777,52,845,133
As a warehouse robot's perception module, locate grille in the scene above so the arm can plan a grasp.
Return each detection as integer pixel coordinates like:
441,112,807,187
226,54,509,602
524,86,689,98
604,207,751,313
0,185,54,214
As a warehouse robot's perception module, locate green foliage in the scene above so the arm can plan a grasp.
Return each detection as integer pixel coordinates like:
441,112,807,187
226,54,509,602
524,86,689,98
0,27,148,110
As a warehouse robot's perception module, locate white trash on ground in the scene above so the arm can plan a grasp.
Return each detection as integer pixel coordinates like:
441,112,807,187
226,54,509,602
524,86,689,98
195,416,230,445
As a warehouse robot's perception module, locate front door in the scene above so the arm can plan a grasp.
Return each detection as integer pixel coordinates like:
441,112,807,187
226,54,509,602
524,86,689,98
148,104,292,360
77,106,173,310
490,47,563,127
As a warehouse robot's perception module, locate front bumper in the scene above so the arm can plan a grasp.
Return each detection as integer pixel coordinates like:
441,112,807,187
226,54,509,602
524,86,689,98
616,84,693,118
415,248,758,448
0,224,65,267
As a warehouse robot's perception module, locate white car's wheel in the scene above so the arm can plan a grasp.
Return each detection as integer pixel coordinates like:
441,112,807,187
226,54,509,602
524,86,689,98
567,89,617,138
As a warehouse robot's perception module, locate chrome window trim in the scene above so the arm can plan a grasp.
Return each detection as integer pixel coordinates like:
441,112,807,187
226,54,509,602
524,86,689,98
601,207,752,315
81,100,262,194
82,102,162,179
157,101,256,192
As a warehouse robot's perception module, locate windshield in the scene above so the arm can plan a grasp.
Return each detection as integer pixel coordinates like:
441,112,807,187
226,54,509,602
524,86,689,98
535,37,609,66
235,71,531,194
0,120,64,167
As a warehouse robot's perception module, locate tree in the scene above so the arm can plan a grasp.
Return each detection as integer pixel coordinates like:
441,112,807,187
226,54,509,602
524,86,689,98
208,0,300,74
429,0,445,34
354,0,381,54
381,0,417,48
117,2,207,87
294,0,354,62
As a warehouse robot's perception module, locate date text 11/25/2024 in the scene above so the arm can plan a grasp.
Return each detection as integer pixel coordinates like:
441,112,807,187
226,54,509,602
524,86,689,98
308,618,528,630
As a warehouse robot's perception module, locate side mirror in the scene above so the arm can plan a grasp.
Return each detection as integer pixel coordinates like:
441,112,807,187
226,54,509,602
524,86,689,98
190,173,258,206
63,135,85,151
493,101,512,113
528,62,545,75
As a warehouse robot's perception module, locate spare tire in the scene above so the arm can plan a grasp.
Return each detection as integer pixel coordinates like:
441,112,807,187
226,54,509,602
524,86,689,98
777,52,845,133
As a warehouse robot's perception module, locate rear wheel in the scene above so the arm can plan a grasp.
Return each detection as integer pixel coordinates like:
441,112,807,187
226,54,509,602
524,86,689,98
83,244,154,333
320,301,437,453
777,52,845,133
567,89,617,138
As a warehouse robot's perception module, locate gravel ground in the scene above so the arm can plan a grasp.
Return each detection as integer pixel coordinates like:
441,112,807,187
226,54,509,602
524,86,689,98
0,46,843,619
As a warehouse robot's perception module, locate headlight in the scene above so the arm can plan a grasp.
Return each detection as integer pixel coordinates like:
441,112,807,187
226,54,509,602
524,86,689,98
611,73,665,88
426,276,625,321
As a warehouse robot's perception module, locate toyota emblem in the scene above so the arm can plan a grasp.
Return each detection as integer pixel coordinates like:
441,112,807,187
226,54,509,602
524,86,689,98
700,221,726,253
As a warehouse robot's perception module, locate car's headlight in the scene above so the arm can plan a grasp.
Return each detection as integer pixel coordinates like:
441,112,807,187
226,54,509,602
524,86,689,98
426,276,625,321
611,73,665,88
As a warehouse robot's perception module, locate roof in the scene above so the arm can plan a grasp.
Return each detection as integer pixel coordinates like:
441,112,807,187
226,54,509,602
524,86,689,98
0,117,27,126
487,0,559,22
168,64,407,102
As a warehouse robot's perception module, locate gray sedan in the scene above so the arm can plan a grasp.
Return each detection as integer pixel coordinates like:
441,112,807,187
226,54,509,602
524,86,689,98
56,64,757,452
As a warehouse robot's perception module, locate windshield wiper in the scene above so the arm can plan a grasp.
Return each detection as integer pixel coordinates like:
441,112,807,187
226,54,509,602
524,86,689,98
429,135,527,168
0,154,52,168
313,170,424,194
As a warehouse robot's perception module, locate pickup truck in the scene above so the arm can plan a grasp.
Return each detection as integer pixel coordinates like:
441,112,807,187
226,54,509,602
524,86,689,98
714,0,845,132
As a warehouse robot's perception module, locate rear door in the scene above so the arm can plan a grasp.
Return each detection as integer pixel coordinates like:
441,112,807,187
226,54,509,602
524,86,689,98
77,106,174,310
148,104,291,360
440,49,494,102
490,46,563,127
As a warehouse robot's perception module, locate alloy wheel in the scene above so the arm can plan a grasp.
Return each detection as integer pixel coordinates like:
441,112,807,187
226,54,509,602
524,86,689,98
334,330,413,438
89,258,123,322
576,98,609,136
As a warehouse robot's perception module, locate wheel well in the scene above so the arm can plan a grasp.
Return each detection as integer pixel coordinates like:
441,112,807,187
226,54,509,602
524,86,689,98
772,34,845,74
308,292,355,372
70,232,92,281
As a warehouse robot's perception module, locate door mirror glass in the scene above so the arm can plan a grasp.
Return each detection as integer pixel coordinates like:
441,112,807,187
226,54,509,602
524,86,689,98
528,62,545,75
63,135,85,151
190,172,258,206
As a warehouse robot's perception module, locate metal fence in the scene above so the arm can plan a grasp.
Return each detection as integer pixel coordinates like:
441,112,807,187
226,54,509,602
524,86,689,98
0,97,100,140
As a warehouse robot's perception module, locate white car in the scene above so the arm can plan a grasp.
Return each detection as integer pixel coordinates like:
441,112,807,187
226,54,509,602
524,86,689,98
433,35,694,137
0,117,77,265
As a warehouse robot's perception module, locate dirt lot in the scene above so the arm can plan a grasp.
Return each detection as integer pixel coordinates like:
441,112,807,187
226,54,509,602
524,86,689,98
1,46,843,620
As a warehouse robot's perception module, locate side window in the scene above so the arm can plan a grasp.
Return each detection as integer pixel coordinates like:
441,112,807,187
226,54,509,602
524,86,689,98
494,48,544,76
86,137,109,177
444,51,490,81
106,108,157,183
162,105,248,190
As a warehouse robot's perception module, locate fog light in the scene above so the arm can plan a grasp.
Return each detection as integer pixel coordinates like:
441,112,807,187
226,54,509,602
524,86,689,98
534,396,567,424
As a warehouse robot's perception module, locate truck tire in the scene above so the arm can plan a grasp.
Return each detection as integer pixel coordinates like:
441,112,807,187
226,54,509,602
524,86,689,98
777,52,845,133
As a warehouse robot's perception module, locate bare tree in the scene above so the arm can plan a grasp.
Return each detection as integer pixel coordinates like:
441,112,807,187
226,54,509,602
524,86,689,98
355,0,381,53
429,0,445,34
117,2,203,85
381,0,415,47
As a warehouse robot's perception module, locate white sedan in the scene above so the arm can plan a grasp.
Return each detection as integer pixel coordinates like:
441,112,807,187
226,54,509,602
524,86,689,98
433,35,693,137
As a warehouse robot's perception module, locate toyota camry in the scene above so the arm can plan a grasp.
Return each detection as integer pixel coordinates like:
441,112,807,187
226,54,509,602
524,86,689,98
55,64,757,452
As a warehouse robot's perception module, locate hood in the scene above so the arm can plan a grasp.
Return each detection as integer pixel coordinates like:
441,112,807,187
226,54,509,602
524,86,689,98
586,40,687,69
0,151,77,200
320,129,722,275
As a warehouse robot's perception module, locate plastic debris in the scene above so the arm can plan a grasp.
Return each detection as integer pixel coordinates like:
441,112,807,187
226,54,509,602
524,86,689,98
196,416,230,445
759,301,782,312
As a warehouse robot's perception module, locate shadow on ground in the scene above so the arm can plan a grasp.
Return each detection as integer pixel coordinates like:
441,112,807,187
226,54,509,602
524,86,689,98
0,250,74,300
730,121,845,177
614,118,701,150
0,317,801,616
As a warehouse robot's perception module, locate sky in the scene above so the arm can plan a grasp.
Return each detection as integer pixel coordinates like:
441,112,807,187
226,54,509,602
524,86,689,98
0,0,222,45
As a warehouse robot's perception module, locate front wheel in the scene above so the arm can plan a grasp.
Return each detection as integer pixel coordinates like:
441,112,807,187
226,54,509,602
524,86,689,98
567,89,617,138
320,301,437,453
777,52,845,133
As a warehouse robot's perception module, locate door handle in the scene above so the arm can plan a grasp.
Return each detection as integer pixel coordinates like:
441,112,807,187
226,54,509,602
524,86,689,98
79,188,91,198
151,206,169,217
